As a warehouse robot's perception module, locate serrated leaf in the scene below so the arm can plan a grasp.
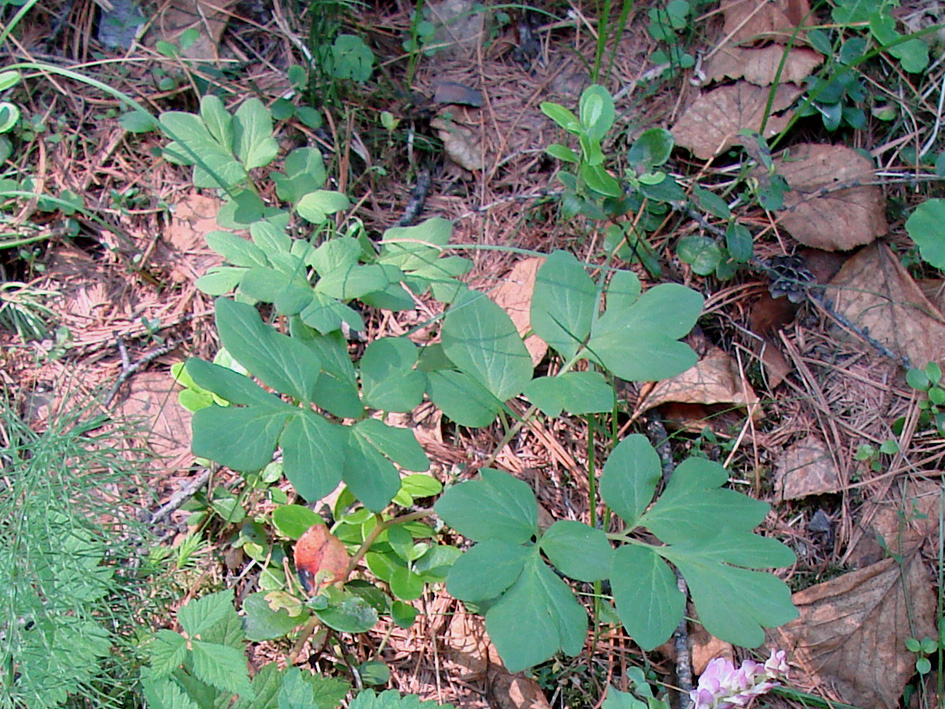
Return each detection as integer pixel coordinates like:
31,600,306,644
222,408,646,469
233,98,279,169
179,589,236,637
441,288,533,401
523,371,614,417
215,298,322,402
436,468,538,543
191,639,254,699
348,690,456,709
281,411,346,502
610,544,684,650
539,520,613,581
360,337,425,412
446,539,532,601
142,675,201,709
530,251,597,360
191,404,292,472
148,630,188,678
599,434,662,529
639,457,769,544
426,369,502,427
485,554,587,672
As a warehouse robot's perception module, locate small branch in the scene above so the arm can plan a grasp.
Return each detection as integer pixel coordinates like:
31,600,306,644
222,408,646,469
103,336,181,408
147,467,212,527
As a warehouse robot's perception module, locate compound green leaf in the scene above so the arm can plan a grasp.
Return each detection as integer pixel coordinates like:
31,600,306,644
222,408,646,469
300,292,364,334
601,685,647,709
191,640,254,699
610,544,684,651
186,358,278,406
588,283,702,381
309,236,360,275
523,371,613,417
191,405,292,472
233,98,279,170
142,675,200,709
330,34,374,81
379,217,453,271
348,689,456,709
215,297,322,403
239,267,310,312
426,369,502,427
250,219,292,254
360,337,425,412
530,250,597,360
441,288,533,401
148,630,188,678
290,323,362,419
242,592,306,642
906,199,945,269
281,410,346,502
435,468,538,543
196,266,245,296
179,589,236,638
605,269,642,312
446,539,531,601
160,110,245,189
668,529,796,569
539,520,613,581
343,434,401,512
639,457,769,544
316,263,391,300
205,230,269,268
353,419,429,472
599,434,662,529
660,546,798,647
485,555,587,672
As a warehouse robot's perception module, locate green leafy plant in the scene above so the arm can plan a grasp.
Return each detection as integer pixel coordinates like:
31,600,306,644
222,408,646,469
900,361,945,437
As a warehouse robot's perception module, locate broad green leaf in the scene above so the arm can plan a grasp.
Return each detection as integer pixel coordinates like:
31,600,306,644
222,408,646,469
272,147,328,204
330,33,374,81
379,217,453,270
196,266,245,295
627,128,674,171
602,685,647,709
523,371,614,417
540,101,581,133
579,84,615,141
348,690,456,709
148,630,188,677
289,323,362,419
142,675,200,709
233,98,279,169
316,593,378,633
391,601,419,628
272,504,323,539
588,284,703,381
691,186,730,219
485,554,587,672
725,222,754,263
316,263,391,300
366,551,403,583
191,640,255,699
530,250,597,360
668,530,796,569
296,190,351,224
281,410,346,502
401,474,442,498
441,288,533,401
251,219,292,254
610,544,684,650
179,589,236,637
160,110,245,187
539,520,613,581
414,545,462,583
300,292,364,334
242,592,306,641
215,298,322,402
600,434,662,529
677,236,723,276
580,162,624,197
191,405,292,471
309,236,360,275
661,546,798,647
906,199,945,269
354,419,429,471
546,143,579,163
435,468,538,543
426,369,503,427
186,358,277,406
639,457,769,544
446,539,532,601
199,95,233,148
344,431,403,512
390,567,424,601
205,231,269,268
360,337,425,412
605,270,642,312
239,267,311,313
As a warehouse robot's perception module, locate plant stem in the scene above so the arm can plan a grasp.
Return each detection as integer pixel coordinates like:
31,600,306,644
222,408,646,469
344,508,433,581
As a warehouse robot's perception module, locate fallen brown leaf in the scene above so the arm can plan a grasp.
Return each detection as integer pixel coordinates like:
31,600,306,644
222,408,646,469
492,257,547,366
705,45,823,86
689,624,735,675
722,0,815,45
431,116,486,171
672,82,800,160
773,555,936,708
829,242,945,368
294,524,349,593
774,435,840,500
145,0,238,62
774,144,886,251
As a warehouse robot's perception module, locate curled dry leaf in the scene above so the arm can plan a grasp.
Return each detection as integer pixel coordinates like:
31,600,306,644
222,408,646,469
774,434,840,500
773,555,936,709
492,257,548,366
773,144,886,251
829,242,945,368
672,82,800,160
294,523,349,593
722,0,814,45
704,45,823,86
431,116,486,171
146,0,238,61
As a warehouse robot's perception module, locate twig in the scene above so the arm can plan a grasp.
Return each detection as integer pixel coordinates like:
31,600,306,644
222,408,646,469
147,467,212,527
102,336,180,407
644,414,693,709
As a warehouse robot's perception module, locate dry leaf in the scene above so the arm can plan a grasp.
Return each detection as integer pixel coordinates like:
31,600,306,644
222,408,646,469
774,435,840,500
689,624,735,675
672,82,800,160
829,242,945,368
431,116,485,171
722,0,814,45
145,0,238,62
773,555,937,708
848,478,942,567
428,0,490,60
294,524,349,593
642,347,761,417
705,45,823,86
774,144,886,251
434,81,483,107
159,192,224,282
492,257,547,366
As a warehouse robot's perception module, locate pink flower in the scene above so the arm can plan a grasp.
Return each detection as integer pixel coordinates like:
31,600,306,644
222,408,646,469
689,650,789,709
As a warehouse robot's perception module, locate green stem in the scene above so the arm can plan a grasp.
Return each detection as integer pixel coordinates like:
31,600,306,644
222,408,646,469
344,508,433,580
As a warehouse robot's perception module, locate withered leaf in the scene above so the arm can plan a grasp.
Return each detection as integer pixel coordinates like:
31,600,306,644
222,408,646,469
146,0,238,62
705,45,823,86
492,257,548,366
672,82,800,160
294,523,349,593
774,434,840,500
642,347,761,416
773,555,936,709
722,0,814,45
774,143,886,250
431,116,486,171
